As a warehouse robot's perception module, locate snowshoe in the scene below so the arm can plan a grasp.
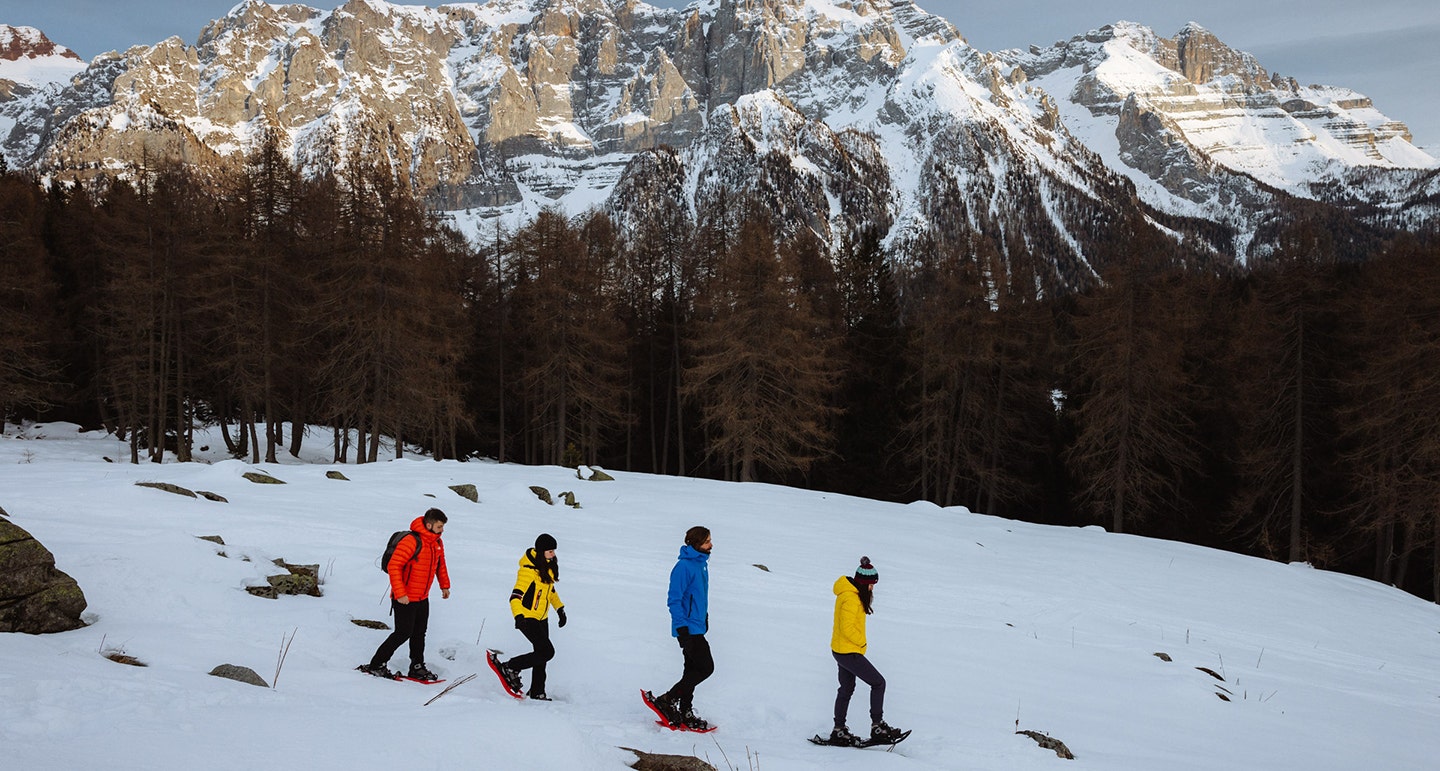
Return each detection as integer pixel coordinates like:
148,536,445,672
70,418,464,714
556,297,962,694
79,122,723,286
486,650,524,699
641,689,717,732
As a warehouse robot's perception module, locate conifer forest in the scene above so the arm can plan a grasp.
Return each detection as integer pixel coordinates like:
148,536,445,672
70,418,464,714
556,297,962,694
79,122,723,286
3,145,1440,603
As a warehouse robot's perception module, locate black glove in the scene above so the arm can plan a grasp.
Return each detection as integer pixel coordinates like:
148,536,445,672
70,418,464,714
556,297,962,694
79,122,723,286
676,626,690,643
514,614,524,629
556,607,567,628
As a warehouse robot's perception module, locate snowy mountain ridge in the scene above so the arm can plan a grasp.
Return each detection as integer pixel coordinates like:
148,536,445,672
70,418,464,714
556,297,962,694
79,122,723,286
1,1,1435,280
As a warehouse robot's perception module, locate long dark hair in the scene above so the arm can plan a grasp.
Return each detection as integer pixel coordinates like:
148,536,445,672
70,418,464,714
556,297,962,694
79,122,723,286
530,549,559,584
850,577,874,615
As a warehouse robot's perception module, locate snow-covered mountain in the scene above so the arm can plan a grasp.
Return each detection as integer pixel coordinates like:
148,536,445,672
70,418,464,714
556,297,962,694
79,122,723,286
1,1,1434,282
0,25,87,141
1001,21,1439,233
3,421,1439,769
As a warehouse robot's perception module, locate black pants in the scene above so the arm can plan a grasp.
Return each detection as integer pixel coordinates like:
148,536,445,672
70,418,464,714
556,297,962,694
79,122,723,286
833,651,885,728
370,598,429,670
665,633,714,711
506,617,554,696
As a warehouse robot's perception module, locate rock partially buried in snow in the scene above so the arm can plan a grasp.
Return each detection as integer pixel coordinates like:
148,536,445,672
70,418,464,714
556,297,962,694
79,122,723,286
577,465,614,481
530,486,554,505
619,748,716,771
1017,729,1075,760
242,471,285,484
135,481,197,498
449,484,478,502
208,664,268,688
0,518,88,633
326,470,349,481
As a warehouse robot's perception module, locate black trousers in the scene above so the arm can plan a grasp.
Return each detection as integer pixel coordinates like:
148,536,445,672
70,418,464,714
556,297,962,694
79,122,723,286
370,598,429,670
833,651,886,728
666,633,714,711
506,617,555,695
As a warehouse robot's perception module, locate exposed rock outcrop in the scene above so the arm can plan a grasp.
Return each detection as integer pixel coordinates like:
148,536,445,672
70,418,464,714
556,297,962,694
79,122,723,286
0,516,88,634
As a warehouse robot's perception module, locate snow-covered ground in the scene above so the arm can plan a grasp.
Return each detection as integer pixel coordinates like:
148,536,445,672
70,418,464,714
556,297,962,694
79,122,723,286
2,422,1438,770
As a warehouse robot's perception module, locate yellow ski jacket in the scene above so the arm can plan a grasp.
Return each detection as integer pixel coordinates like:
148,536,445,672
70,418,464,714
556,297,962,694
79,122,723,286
831,576,867,654
510,549,564,621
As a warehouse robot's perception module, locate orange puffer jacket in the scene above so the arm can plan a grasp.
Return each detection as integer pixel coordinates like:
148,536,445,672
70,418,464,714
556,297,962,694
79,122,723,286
386,516,450,602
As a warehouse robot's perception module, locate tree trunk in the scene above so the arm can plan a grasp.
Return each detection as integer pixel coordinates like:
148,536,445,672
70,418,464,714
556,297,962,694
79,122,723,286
1289,311,1305,563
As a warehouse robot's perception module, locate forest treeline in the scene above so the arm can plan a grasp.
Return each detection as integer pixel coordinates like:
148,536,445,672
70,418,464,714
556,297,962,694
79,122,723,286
2,145,1439,602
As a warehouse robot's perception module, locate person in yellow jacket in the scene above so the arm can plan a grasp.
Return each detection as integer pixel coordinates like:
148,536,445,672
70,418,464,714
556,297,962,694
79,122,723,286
489,533,566,700
826,557,904,746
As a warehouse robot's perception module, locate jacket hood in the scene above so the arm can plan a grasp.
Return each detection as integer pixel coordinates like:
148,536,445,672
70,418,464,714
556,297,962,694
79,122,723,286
833,576,857,597
410,516,440,544
519,548,553,569
678,544,710,562
519,548,558,581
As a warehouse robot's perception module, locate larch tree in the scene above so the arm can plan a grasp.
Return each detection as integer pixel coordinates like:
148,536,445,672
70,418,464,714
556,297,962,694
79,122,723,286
683,209,839,483
1063,222,1204,534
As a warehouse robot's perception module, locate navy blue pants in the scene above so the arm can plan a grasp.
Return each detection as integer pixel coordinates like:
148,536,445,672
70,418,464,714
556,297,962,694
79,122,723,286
833,651,885,728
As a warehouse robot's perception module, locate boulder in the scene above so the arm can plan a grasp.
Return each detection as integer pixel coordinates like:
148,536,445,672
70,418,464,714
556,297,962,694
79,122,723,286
196,491,228,503
449,484,479,503
0,518,88,633
530,486,554,505
326,470,350,481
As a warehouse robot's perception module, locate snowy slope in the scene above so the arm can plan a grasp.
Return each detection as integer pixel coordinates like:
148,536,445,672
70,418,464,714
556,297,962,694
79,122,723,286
3,421,1438,770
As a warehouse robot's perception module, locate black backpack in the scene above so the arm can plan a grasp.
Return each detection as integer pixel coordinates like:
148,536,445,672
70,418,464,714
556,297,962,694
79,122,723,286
380,530,421,573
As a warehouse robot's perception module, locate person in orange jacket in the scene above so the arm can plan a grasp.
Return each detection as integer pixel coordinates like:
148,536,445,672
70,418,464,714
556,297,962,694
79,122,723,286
489,533,566,699
826,556,904,746
358,508,450,681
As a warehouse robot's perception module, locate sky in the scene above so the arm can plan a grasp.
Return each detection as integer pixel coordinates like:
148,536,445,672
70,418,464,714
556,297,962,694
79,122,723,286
4,0,1438,151
2,420,1439,769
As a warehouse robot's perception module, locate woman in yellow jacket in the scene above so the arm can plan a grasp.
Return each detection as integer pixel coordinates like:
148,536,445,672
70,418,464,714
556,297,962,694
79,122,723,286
489,533,566,700
827,557,904,746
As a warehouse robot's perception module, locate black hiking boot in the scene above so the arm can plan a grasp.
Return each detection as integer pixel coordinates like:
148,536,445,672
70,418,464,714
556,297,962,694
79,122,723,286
528,692,552,701
679,706,709,731
646,690,682,725
357,663,396,679
829,725,862,746
871,720,904,743
408,663,439,682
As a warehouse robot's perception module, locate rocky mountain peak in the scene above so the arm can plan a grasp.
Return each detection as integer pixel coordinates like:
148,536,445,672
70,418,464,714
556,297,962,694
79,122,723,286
0,25,83,63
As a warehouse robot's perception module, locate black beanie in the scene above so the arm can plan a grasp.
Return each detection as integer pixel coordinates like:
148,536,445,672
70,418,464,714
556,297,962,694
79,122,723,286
535,533,557,552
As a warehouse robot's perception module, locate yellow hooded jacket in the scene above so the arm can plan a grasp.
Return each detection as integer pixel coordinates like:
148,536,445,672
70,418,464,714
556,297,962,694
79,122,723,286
510,549,564,621
831,576,867,654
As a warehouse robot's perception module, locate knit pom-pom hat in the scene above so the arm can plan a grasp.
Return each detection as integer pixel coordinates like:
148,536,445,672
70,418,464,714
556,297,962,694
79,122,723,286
853,556,878,585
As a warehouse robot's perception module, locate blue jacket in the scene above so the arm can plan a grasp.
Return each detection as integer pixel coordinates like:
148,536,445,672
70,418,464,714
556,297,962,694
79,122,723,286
667,544,709,636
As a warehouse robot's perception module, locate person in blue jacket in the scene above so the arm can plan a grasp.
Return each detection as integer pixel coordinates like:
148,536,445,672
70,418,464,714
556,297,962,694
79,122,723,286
646,525,713,730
